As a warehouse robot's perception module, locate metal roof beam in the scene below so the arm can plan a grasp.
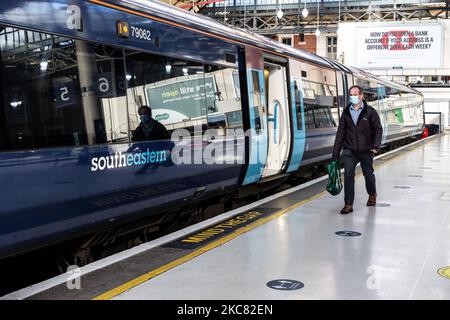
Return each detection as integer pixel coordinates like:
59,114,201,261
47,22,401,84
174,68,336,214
200,2,450,35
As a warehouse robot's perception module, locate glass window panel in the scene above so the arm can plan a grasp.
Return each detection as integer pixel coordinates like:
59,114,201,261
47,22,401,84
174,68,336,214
125,51,207,140
302,80,338,129
251,70,265,133
204,65,243,133
336,72,346,108
293,79,303,130
0,25,129,151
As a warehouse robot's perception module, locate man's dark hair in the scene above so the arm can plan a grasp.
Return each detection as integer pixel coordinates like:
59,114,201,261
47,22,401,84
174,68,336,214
138,105,152,117
349,85,364,95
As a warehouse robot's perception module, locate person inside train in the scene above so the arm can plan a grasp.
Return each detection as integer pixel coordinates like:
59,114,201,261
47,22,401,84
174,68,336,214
132,105,170,142
131,105,172,174
332,85,383,215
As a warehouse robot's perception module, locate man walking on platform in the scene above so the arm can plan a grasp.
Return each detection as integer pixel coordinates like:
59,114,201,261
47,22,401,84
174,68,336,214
332,85,383,214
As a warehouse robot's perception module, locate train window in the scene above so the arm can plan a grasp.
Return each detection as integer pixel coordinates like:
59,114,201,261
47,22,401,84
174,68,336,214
203,65,243,133
385,86,399,96
346,74,354,88
293,80,304,130
336,72,346,108
354,76,370,90
92,45,128,144
250,70,265,133
354,76,382,103
384,85,403,127
302,80,338,129
232,70,241,100
124,51,207,139
0,25,128,151
372,83,387,115
354,76,370,97
365,81,379,102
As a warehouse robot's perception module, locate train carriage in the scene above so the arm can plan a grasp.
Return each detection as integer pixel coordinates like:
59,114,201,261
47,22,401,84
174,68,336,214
0,0,424,259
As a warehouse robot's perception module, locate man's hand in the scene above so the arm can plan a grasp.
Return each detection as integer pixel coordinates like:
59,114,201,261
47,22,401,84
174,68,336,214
370,148,378,154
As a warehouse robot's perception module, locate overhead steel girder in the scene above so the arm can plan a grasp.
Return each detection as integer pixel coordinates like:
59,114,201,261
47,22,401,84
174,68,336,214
200,0,447,14
204,6,448,19
200,4,450,35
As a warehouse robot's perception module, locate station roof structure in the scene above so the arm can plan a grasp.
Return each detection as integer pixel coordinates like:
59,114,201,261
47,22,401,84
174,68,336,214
195,0,450,35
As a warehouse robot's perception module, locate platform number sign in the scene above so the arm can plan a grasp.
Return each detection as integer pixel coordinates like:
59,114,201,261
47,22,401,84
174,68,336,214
54,82,80,108
96,73,113,98
96,73,126,98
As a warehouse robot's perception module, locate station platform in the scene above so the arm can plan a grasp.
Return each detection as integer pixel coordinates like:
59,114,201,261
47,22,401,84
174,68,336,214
4,133,450,300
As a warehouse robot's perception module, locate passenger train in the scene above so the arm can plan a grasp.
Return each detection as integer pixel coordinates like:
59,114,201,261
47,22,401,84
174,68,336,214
0,0,424,260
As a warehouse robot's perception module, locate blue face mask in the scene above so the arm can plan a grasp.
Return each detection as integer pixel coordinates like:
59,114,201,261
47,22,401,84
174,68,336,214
350,96,360,105
140,115,150,124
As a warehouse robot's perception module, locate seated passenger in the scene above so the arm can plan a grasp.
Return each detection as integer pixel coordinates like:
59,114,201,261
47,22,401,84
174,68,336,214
132,106,170,142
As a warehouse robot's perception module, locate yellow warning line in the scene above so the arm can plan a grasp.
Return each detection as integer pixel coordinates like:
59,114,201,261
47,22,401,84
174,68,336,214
92,191,326,300
92,137,435,300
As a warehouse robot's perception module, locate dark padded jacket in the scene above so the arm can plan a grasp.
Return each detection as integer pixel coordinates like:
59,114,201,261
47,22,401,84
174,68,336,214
332,101,383,159
132,120,171,142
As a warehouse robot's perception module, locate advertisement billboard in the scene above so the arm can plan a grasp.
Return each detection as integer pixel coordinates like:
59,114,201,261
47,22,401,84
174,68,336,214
355,23,443,69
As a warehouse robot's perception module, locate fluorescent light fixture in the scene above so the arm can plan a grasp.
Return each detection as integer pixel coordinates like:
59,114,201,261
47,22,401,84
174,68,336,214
40,61,48,71
10,101,23,108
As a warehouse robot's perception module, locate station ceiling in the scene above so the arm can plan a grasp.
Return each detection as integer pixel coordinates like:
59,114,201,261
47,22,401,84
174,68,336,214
158,0,450,35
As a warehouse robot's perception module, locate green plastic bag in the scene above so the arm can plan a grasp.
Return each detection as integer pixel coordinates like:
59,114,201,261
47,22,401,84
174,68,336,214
326,160,343,196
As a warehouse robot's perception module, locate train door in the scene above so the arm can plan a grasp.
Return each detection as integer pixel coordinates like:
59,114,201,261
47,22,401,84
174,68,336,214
377,84,389,145
262,61,291,177
286,76,306,172
242,47,268,185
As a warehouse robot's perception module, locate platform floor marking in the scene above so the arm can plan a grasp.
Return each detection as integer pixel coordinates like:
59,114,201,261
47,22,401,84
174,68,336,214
92,192,326,300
